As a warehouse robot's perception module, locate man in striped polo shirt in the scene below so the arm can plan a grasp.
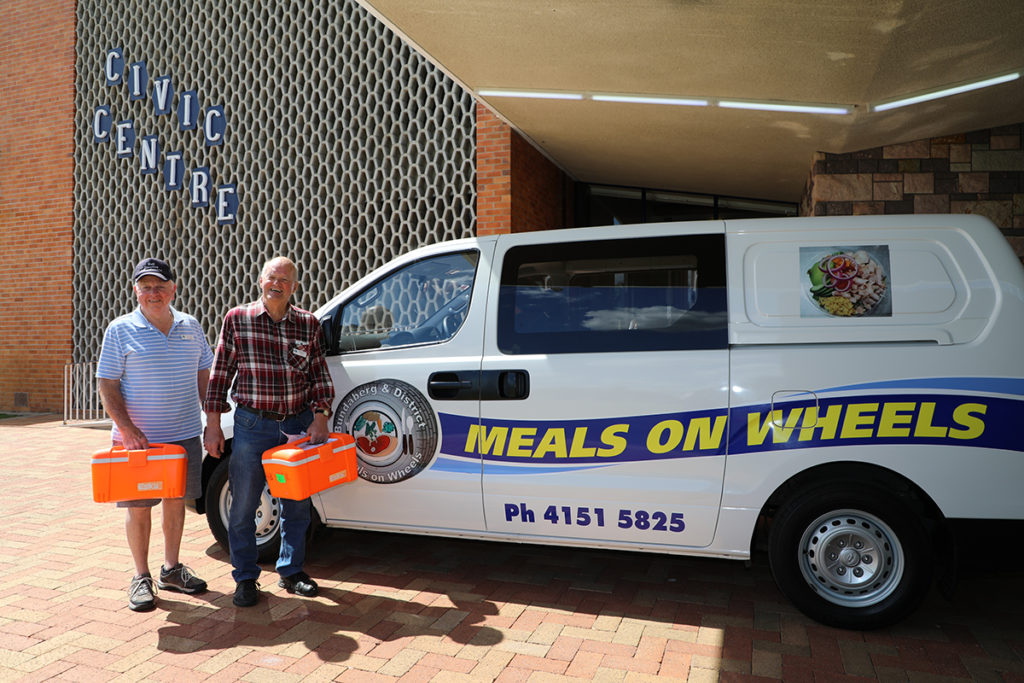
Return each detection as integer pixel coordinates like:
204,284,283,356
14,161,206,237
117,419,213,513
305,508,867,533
203,256,335,607
97,257,214,612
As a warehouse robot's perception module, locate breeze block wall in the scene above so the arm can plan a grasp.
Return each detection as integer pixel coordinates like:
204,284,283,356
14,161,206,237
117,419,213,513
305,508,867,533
802,123,1024,260
0,0,77,412
1,0,478,414
476,104,574,236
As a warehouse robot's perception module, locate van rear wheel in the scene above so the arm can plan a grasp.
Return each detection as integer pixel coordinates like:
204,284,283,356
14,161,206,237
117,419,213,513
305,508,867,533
768,483,933,630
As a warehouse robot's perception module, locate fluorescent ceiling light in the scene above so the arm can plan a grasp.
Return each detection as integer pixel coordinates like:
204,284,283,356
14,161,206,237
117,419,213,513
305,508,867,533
718,100,850,115
872,72,1021,112
478,89,583,100
479,89,850,114
592,94,708,107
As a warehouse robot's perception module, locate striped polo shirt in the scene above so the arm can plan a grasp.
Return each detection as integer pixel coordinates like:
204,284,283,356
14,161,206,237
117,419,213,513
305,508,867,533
96,307,215,443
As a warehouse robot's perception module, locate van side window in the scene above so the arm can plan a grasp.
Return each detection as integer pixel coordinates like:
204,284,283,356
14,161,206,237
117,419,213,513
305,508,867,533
337,250,479,352
498,234,726,354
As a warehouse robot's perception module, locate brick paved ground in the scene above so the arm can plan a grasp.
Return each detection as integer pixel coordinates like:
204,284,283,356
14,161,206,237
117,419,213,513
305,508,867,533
1,415,1023,682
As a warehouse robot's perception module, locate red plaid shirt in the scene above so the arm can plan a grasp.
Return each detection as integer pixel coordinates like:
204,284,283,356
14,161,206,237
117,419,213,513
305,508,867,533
204,300,334,416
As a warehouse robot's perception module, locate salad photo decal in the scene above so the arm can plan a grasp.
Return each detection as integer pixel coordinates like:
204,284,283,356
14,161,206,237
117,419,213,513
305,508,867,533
800,245,891,317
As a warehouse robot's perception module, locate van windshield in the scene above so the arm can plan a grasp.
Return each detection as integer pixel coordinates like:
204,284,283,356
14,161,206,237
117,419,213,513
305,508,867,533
337,250,479,351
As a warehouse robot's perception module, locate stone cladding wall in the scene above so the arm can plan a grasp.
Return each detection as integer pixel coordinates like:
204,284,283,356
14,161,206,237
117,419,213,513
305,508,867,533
802,123,1024,259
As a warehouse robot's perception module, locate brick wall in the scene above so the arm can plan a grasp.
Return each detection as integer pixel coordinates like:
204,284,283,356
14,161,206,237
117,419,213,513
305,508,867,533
802,123,1024,259
510,128,574,233
476,104,573,236
0,0,76,412
475,104,512,236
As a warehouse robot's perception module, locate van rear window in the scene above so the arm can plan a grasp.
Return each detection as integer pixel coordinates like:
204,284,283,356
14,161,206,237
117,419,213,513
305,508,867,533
498,234,727,354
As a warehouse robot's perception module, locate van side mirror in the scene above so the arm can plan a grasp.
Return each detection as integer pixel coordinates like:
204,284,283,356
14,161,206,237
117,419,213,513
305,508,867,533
320,314,337,355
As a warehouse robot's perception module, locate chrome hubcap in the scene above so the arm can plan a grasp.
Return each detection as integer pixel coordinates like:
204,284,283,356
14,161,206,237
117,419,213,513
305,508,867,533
798,509,903,608
219,484,281,546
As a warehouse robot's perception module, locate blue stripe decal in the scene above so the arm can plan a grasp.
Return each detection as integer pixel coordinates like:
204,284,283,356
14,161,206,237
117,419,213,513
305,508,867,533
815,377,1024,398
428,455,479,474
439,409,728,467
729,393,1019,455
430,454,614,475
433,380,1024,474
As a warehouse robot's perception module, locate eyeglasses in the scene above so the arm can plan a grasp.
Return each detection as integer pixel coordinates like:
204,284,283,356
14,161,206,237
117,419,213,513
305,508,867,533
135,283,173,294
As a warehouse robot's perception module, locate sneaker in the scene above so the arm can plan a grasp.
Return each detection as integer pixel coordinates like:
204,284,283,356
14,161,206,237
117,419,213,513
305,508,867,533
233,579,261,607
128,574,157,612
278,571,318,597
157,563,208,594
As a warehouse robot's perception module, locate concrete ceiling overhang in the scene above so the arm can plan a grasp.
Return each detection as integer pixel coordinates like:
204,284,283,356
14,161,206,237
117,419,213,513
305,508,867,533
354,0,1024,202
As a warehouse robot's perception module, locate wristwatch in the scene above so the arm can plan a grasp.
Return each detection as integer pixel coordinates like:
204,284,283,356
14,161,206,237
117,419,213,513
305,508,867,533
314,408,330,418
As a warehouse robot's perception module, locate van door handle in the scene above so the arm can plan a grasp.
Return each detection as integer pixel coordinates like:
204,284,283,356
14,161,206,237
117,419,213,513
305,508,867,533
427,370,530,400
483,370,530,400
428,372,479,400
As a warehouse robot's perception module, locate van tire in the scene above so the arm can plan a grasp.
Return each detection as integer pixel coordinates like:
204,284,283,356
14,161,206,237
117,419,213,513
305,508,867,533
205,457,282,564
768,483,933,630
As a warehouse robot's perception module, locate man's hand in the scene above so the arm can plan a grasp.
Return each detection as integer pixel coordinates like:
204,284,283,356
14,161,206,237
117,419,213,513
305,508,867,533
204,421,225,458
98,378,147,451
120,424,148,451
308,412,330,444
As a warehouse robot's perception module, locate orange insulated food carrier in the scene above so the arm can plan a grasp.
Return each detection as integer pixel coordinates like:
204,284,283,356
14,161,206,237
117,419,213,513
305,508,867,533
261,433,358,500
91,443,188,503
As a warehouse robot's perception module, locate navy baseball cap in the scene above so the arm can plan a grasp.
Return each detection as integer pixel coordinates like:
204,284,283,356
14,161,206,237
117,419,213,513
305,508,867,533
133,257,175,282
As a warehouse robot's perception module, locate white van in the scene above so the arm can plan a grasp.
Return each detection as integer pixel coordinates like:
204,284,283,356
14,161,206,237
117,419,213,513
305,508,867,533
199,214,1024,629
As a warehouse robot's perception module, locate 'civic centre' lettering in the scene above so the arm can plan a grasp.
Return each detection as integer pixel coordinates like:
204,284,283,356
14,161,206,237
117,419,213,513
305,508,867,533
93,48,238,224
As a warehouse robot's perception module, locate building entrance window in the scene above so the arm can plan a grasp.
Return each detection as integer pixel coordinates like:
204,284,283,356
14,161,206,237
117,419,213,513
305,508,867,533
577,184,796,226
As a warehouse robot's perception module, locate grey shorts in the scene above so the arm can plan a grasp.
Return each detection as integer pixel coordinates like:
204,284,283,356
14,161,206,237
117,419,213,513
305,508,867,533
115,436,203,508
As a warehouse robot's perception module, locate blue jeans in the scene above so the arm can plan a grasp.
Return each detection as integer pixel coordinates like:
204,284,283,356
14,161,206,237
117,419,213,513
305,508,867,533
228,406,313,583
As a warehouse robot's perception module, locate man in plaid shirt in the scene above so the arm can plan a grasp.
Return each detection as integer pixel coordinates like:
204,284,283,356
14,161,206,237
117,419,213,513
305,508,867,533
204,256,335,607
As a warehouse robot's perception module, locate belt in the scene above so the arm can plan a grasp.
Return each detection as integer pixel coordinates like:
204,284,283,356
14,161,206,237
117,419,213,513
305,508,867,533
242,406,301,422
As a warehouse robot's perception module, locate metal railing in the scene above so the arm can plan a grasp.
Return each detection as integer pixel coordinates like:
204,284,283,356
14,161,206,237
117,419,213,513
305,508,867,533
63,362,109,425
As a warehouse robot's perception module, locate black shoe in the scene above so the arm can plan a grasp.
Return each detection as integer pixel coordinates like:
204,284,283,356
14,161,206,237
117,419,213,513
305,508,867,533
278,571,318,597
233,579,261,607
157,563,207,594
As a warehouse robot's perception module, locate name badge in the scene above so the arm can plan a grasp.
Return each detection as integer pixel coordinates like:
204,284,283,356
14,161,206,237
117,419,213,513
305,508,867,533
293,347,308,358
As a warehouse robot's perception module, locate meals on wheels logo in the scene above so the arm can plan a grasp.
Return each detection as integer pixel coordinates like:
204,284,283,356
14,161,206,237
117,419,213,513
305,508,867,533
334,380,438,483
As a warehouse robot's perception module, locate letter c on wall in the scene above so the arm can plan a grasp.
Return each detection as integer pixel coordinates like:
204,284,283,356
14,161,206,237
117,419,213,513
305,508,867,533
93,106,111,142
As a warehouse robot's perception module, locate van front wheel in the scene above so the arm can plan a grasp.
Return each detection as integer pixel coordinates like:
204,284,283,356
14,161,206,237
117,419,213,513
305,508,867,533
205,457,282,564
768,484,933,630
